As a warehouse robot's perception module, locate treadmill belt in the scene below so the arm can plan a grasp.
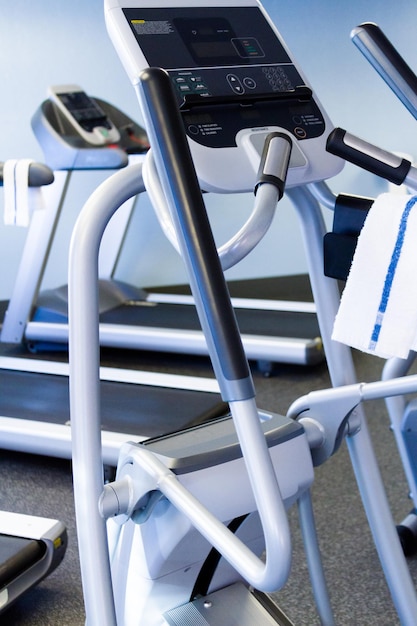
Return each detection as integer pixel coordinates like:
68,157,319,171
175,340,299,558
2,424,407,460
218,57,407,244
100,303,320,339
1,370,228,437
0,535,45,587
150,274,314,301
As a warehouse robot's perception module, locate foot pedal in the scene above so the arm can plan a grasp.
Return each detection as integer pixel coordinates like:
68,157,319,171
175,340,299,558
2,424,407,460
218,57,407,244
164,582,294,625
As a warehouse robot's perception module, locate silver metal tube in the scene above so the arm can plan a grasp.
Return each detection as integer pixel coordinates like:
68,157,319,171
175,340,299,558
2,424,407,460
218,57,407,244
298,490,335,626
144,149,280,271
68,163,145,626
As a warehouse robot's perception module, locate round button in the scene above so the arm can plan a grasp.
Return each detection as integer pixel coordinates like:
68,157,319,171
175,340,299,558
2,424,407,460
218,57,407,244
243,77,256,89
294,127,307,139
188,125,200,136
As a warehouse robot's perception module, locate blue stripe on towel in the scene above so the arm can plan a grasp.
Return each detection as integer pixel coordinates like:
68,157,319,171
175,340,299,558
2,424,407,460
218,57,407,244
369,195,417,351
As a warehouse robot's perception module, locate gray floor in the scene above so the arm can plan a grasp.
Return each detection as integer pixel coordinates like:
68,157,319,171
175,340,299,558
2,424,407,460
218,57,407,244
1,347,417,625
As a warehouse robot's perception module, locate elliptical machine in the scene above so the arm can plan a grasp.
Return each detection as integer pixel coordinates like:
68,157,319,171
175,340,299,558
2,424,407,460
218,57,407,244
68,2,417,624
69,65,326,626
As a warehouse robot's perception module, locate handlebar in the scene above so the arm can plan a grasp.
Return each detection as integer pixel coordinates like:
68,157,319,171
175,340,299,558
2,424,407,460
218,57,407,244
0,161,54,187
138,67,254,399
138,67,292,396
144,129,291,272
326,127,417,189
351,22,417,120
136,66,292,593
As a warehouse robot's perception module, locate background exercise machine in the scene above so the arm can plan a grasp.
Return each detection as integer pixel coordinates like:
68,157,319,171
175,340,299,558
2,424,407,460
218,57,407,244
67,1,417,624
0,160,67,614
0,87,149,352
0,77,325,368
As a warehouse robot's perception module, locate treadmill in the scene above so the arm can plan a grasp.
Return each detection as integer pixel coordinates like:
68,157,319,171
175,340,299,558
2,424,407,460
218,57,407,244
0,85,324,368
0,160,67,614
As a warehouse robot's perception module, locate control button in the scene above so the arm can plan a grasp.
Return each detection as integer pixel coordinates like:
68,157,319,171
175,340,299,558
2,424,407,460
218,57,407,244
193,83,208,92
262,66,294,92
188,125,200,135
292,115,303,125
243,77,256,89
294,127,307,139
226,73,245,94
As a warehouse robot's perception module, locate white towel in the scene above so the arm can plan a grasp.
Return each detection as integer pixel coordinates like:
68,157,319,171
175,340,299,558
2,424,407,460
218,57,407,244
3,159,44,227
3,159,18,225
332,193,417,359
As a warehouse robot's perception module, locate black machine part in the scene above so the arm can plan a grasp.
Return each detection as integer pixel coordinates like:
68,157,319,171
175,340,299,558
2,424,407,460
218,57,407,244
139,66,254,398
326,127,411,185
0,161,54,188
0,523,67,614
323,194,374,281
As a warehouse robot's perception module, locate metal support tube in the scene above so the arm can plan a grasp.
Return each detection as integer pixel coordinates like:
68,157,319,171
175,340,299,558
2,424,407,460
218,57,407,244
1,171,71,343
143,149,281,272
298,490,335,626
383,353,417,507
288,185,417,625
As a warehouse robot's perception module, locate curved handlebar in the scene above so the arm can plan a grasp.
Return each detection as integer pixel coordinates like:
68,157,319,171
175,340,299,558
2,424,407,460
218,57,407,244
143,132,291,272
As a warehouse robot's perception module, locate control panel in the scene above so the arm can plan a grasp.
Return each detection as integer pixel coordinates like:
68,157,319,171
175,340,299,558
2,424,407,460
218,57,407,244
106,0,343,192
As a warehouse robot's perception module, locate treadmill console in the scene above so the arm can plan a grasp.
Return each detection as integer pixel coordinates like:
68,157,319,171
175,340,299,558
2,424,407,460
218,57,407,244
106,0,342,192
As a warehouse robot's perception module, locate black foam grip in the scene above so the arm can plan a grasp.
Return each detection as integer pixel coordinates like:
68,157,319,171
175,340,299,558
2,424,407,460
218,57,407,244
327,127,411,185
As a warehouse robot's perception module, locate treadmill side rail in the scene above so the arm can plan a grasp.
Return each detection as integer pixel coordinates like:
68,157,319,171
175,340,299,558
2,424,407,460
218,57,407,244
0,512,67,614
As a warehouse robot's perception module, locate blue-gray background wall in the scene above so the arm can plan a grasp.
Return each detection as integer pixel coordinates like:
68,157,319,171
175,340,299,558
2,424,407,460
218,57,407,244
1,0,416,299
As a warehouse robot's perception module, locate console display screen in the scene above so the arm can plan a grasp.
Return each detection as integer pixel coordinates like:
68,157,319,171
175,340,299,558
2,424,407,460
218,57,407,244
174,17,265,65
123,7,291,70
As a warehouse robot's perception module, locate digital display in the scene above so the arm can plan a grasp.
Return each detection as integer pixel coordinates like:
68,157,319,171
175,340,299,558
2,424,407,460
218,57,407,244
58,93,106,122
57,92,109,130
123,6,291,70
190,41,238,60
174,17,243,65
